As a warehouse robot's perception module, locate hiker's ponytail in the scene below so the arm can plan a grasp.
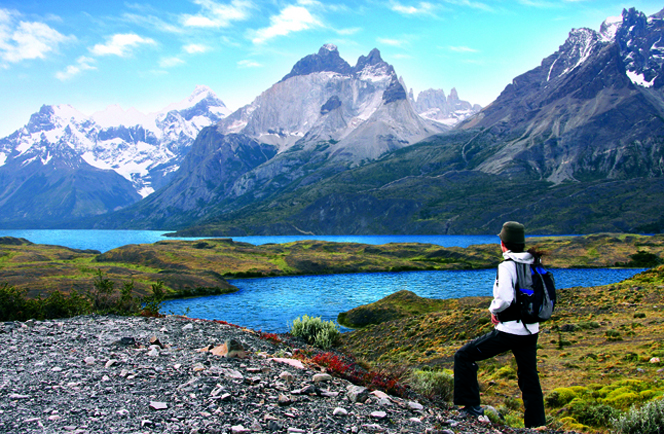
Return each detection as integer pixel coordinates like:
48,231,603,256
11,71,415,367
527,247,547,260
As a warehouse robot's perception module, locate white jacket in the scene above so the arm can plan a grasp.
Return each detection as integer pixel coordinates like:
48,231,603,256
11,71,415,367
489,251,540,335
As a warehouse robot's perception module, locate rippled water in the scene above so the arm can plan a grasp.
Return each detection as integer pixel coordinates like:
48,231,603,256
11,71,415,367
162,267,646,333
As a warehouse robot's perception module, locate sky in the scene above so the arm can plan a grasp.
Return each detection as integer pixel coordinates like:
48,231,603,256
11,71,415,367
0,0,663,137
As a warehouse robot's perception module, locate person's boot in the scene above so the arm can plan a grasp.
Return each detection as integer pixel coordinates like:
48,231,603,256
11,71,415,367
460,405,484,418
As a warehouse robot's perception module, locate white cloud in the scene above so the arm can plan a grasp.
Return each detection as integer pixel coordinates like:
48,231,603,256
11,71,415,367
252,5,322,44
389,1,437,16
449,45,478,53
184,43,208,54
378,37,406,47
0,9,74,64
183,0,253,28
336,27,361,36
517,0,557,7
238,59,262,67
90,33,156,57
123,13,184,34
159,56,185,67
56,55,96,81
443,0,493,11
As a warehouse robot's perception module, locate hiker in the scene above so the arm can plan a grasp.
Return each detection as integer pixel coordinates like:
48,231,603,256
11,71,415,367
453,221,547,428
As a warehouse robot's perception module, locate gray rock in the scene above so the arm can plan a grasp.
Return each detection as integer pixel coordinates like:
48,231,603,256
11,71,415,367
347,385,369,403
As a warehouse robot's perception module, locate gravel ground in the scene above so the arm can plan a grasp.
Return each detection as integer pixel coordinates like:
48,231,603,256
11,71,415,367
0,315,572,434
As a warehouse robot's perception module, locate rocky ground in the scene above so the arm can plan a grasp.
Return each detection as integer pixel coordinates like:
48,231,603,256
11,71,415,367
0,315,569,434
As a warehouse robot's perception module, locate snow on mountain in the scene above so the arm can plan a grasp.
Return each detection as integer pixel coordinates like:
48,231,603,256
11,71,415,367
0,86,230,197
616,7,664,89
540,7,664,89
216,45,449,162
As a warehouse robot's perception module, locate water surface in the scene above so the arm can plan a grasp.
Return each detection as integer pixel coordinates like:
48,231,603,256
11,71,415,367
162,267,645,333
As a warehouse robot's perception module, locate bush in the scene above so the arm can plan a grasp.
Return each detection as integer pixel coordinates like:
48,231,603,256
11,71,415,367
142,281,165,317
1,273,160,321
546,387,579,407
495,366,517,379
612,398,664,434
0,283,33,321
40,290,91,319
408,369,454,401
290,314,340,349
606,330,622,341
564,399,620,429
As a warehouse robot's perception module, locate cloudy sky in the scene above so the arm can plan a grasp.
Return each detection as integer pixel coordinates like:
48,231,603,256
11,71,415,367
0,0,662,137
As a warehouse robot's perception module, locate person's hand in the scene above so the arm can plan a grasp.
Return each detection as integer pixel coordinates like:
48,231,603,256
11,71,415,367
491,314,499,325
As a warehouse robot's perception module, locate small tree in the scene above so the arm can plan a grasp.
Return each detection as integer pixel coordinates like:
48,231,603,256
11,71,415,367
142,281,165,317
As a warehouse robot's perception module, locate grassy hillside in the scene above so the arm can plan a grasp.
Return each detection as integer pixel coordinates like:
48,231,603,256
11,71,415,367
1,233,663,300
336,266,664,432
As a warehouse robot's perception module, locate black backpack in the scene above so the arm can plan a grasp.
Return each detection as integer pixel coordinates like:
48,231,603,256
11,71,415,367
497,258,556,325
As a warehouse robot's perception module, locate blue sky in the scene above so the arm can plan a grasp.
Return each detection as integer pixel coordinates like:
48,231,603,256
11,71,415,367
0,0,662,137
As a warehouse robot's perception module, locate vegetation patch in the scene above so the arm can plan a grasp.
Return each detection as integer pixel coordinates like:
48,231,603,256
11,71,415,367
337,264,664,433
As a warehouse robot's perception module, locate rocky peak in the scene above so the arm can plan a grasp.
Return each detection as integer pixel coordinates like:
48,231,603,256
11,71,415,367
615,7,664,88
355,48,385,71
27,105,57,133
600,15,622,41
448,88,459,101
545,27,603,83
280,44,353,82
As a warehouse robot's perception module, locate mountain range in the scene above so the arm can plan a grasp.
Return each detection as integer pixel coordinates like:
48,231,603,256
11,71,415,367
2,6,664,235
0,47,478,228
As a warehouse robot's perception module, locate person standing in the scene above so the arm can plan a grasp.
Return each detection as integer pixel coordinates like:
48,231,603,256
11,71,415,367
453,221,547,428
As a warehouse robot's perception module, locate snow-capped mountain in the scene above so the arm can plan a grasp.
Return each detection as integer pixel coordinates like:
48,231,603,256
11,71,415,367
0,86,230,226
0,85,229,198
460,7,664,183
216,45,448,162
91,45,463,229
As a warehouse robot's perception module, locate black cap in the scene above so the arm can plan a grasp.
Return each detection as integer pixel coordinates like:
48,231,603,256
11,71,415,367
498,221,525,244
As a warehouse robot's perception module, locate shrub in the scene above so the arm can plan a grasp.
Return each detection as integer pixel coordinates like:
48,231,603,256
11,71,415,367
564,398,620,429
546,387,579,407
604,392,642,410
408,369,454,401
612,398,664,434
606,330,622,341
290,314,340,349
90,269,116,312
496,366,517,379
578,321,601,329
0,283,33,321
40,290,90,319
142,281,165,317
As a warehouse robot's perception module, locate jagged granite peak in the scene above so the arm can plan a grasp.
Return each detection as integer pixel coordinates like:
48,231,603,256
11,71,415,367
459,6,664,185
216,44,445,159
280,44,353,82
355,48,385,71
412,88,480,126
616,7,664,88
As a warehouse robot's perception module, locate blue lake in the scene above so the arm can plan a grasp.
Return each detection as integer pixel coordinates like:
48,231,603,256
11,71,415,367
162,267,645,333
0,229,505,252
0,229,645,333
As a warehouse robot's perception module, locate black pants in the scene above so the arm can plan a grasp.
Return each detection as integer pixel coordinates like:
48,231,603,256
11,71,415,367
453,329,546,428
